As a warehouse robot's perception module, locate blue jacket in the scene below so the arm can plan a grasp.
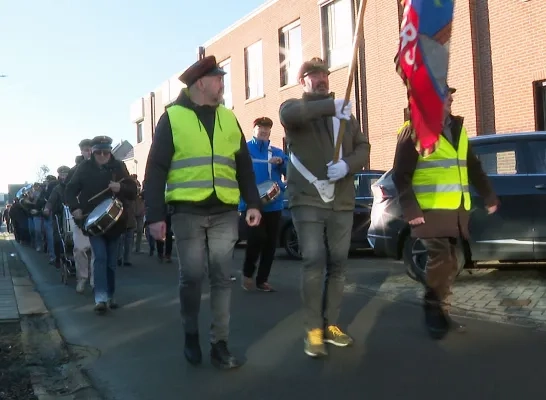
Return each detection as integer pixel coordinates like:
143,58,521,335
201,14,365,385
239,137,288,212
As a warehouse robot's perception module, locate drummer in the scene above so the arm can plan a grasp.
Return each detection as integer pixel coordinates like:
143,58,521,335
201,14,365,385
65,135,137,314
239,117,288,292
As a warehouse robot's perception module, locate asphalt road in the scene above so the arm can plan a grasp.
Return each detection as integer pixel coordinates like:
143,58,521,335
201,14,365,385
14,243,546,400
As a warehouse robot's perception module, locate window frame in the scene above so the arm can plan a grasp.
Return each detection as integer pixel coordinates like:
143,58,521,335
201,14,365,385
219,58,233,109
279,19,303,87
319,0,355,68
244,40,264,100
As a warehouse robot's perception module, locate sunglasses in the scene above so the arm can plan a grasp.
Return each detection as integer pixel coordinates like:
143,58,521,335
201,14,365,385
94,150,110,156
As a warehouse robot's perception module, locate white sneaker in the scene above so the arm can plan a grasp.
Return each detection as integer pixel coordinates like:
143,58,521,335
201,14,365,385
76,279,86,294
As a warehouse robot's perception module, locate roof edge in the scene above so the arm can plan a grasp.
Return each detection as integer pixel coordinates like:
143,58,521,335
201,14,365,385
202,0,280,48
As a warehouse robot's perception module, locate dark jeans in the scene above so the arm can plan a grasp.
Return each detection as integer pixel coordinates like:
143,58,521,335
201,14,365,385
171,211,238,343
156,214,173,257
243,210,281,285
291,206,353,332
89,235,121,303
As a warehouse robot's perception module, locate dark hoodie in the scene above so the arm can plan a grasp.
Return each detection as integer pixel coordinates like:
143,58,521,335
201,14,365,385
144,89,260,223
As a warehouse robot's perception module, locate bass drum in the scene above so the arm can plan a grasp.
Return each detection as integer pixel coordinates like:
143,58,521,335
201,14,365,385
403,236,466,285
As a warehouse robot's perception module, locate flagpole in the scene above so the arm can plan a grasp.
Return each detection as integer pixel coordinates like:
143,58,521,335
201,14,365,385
332,0,368,163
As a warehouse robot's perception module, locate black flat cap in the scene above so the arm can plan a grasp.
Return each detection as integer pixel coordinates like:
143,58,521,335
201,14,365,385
91,135,113,151
179,56,226,87
57,165,71,174
253,117,273,128
297,57,330,81
79,139,92,149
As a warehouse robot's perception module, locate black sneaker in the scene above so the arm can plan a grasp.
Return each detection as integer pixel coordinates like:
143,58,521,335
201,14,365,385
184,333,202,365
94,302,107,314
210,340,240,370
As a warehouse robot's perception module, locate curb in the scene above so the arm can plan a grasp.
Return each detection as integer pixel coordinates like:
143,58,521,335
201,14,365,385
9,239,103,400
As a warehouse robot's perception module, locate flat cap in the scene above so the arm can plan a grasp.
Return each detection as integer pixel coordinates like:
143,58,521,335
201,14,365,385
79,139,92,149
179,56,226,87
57,165,71,174
91,135,113,151
253,117,273,128
297,57,330,81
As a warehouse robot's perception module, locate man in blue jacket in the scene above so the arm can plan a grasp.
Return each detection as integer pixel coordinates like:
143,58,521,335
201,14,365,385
239,117,288,292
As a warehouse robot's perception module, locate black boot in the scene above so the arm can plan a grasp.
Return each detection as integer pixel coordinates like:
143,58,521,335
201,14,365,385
210,340,240,370
423,289,448,340
184,333,202,365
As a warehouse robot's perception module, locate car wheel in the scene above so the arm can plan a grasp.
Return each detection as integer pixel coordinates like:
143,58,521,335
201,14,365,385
403,235,466,284
283,224,302,259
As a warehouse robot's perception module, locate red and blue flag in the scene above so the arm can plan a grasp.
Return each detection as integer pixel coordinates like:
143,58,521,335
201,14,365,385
395,0,454,156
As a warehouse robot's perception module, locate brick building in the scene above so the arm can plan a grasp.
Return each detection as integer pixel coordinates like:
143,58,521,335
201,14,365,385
129,0,546,182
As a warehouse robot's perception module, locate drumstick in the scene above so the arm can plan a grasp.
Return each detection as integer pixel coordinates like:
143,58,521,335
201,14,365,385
88,178,127,202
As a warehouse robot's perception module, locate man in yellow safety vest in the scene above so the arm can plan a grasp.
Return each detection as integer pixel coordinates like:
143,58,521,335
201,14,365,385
144,55,262,370
392,87,499,340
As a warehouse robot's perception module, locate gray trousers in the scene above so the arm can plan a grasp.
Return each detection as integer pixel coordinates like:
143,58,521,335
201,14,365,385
171,211,238,343
291,206,353,332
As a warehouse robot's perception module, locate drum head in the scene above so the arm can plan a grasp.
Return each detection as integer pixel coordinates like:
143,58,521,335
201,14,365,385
257,180,276,196
85,198,112,227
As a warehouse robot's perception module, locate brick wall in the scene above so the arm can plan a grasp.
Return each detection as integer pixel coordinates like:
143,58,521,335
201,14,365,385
486,0,546,133
129,0,546,177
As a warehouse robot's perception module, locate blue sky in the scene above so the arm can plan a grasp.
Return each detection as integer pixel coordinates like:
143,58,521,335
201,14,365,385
0,0,266,192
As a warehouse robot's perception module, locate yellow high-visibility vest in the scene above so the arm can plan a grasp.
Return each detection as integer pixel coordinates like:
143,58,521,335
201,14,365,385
398,121,471,210
165,103,241,205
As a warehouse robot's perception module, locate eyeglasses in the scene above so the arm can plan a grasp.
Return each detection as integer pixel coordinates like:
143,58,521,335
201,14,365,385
94,150,110,156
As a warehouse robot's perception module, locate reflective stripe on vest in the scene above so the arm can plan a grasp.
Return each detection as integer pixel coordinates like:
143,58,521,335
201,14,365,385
165,103,241,204
399,121,471,211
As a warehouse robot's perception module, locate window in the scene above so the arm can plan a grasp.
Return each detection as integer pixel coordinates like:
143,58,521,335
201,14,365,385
279,20,303,86
354,174,382,197
321,0,354,67
136,121,143,144
526,140,546,174
474,143,520,175
219,58,233,109
533,80,546,131
244,41,264,99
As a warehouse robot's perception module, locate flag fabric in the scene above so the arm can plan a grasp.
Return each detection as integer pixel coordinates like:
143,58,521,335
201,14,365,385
395,0,455,156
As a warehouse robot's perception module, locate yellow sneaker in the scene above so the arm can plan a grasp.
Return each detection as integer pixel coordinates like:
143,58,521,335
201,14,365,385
324,325,353,347
304,328,327,357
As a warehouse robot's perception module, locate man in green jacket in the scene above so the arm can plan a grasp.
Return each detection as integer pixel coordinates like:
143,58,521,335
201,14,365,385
279,57,370,358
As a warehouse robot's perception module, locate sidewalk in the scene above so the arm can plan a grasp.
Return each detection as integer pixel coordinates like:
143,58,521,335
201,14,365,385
0,233,20,321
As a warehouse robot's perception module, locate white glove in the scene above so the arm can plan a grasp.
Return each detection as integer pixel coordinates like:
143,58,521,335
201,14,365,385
334,99,352,121
326,160,349,182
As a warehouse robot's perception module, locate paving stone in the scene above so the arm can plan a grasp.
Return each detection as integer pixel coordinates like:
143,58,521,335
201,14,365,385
358,266,546,327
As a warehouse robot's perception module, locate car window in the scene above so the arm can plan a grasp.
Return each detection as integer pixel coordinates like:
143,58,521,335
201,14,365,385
354,174,382,197
473,143,521,175
525,140,546,174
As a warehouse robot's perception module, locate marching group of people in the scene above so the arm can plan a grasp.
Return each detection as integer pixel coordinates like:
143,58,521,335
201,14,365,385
3,54,498,370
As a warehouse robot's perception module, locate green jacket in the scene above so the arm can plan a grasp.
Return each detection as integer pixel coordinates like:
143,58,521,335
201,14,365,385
279,93,370,211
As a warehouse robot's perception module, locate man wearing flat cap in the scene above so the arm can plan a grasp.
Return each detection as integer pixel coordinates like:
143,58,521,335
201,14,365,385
239,117,288,293
144,55,261,370
44,165,72,267
64,139,94,294
279,57,370,358
66,135,137,313
392,85,498,340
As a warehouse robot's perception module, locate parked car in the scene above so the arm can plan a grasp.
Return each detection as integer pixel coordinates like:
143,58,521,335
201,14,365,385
367,131,546,277
238,170,386,259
